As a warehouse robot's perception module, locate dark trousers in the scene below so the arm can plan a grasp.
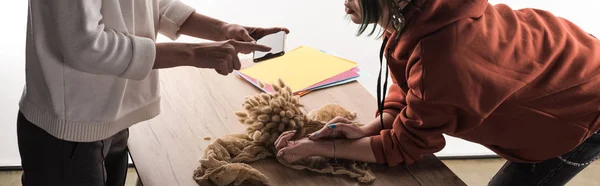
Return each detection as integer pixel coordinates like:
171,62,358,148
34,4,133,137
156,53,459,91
17,112,130,186
489,131,600,186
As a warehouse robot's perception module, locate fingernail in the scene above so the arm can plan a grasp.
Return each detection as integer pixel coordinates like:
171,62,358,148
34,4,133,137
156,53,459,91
278,151,284,157
328,124,337,129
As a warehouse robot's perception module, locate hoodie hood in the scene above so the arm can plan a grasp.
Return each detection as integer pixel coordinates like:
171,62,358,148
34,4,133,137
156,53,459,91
386,0,488,57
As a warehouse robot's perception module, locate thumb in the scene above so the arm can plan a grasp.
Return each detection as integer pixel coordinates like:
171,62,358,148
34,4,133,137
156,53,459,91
308,126,330,140
239,29,255,42
308,123,354,140
274,131,296,150
252,27,290,39
265,27,290,34
228,40,271,52
277,147,301,163
308,117,352,140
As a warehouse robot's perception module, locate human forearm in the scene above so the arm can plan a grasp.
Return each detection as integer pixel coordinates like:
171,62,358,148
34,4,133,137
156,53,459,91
152,42,191,69
179,12,228,41
313,137,377,163
361,113,395,136
152,40,267,75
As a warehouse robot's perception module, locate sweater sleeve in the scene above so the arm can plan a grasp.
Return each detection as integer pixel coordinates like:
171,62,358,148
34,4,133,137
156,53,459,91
158,0,196,40
44,0,156,80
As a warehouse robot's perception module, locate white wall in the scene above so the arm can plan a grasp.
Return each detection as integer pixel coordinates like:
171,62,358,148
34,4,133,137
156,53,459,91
0,0,27,167
489,0,599,35
1,0,599,167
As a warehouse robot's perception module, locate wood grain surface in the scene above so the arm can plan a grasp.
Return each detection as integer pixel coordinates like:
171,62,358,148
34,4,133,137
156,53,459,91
128,61,466,186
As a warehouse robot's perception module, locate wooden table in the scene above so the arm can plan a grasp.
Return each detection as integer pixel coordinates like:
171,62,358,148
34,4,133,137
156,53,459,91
128,63,466,186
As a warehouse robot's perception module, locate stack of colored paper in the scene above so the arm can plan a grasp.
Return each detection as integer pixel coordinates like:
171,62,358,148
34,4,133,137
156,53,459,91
236,46,359,96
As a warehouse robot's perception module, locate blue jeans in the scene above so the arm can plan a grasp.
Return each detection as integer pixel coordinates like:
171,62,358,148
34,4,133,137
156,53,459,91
489,131,600,186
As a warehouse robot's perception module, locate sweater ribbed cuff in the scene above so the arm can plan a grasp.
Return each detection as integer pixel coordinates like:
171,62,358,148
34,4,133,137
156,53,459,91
158,1,196,40
121,36,156,81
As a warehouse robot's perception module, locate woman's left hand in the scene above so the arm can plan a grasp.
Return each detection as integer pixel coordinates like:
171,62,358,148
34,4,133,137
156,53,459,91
222,24,289,48
307,116,368,140
274,130,324,163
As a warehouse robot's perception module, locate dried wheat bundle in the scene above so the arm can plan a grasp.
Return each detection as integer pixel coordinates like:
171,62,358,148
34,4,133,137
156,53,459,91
193,79,375,186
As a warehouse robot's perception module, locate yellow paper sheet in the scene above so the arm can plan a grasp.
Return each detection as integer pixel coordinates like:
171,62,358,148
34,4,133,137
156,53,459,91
240,46,357,92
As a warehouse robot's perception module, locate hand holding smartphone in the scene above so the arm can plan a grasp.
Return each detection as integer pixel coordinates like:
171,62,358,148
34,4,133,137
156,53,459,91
253,31,286,62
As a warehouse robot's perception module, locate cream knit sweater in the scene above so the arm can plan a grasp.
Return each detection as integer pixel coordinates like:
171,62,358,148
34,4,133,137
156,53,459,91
20,0,195,142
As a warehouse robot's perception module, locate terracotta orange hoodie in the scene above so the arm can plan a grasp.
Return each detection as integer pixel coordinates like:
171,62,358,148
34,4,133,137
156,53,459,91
370,0,600,166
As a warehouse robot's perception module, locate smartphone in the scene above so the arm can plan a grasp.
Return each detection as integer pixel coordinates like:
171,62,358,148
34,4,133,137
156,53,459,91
253,31,286,62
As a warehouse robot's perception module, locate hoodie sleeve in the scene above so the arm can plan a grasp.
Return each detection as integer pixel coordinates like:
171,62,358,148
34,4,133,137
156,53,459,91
370,89,455,166
370,42,488,166
158,0,196,40
375,75,407,130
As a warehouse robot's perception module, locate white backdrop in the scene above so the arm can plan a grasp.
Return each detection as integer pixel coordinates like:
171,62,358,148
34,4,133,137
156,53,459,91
1,0,599,167
0,0,27,167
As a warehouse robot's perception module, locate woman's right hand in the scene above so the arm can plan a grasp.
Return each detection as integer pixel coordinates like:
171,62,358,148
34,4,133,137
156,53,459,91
153,40,270,75
307,116,369,140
